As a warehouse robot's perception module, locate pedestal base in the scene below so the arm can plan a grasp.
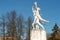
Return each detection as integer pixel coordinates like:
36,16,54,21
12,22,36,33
30,29,46,40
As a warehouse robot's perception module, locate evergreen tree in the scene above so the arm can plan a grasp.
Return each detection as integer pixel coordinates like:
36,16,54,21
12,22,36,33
51,24,59,40
26,16,32,40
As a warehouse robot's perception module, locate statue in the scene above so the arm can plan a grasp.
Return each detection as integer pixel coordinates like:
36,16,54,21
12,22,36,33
30,2,48,40
32,2,49,29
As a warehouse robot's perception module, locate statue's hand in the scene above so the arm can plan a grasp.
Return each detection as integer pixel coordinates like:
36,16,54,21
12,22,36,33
46,21,49,22
44,20,49,23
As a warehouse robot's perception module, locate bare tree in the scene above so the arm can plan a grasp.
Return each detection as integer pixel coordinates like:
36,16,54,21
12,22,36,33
2,16,5,40
16,15,24,40
6,10,17,40
0,15,6,40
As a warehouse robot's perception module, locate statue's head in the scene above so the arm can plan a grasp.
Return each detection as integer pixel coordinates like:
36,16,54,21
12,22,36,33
34,2,37,6
34,2,40,11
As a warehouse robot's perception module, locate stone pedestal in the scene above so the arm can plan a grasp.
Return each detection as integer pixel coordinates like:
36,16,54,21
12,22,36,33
30,29,46,40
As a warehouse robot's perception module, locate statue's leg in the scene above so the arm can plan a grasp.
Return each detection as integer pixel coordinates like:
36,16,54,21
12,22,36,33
38,22,45,29
32,22,34,29
38,15,48,22
32,19,36,29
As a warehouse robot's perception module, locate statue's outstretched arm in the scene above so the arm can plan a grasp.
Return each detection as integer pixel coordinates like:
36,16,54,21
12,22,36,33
40,17,49,22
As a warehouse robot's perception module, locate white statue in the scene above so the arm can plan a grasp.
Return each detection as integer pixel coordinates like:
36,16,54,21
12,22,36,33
32,2,49,29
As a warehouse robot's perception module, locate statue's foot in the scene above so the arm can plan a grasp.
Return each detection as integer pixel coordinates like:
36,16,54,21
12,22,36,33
32,26,35,29
42,28,45,30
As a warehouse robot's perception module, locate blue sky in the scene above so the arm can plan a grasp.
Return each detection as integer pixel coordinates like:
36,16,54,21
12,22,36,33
0,0,60,33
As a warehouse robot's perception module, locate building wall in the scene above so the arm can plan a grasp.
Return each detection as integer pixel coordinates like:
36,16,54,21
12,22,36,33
0,36,17,40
